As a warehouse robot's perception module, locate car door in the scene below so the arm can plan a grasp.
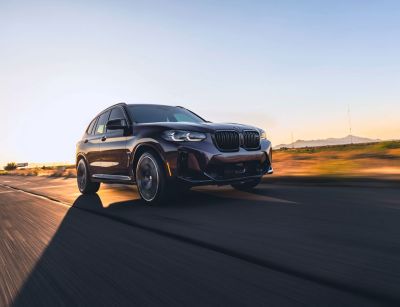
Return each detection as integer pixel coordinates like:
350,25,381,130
101,107,129,177
88,110,111,176
81,116,99,173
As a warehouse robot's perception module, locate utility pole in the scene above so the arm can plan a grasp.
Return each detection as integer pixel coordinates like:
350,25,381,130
348,104,353,144
291,132,294,149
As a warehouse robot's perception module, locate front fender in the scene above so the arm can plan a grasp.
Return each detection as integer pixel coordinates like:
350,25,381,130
128,138,169,178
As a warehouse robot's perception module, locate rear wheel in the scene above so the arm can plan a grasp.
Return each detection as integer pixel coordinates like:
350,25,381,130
231,178,261,191
77,159,100,194
136,152,168,204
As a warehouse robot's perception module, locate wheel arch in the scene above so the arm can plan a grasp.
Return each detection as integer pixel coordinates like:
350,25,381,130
76,153,87,167
130,143,167,181
76,153,94,178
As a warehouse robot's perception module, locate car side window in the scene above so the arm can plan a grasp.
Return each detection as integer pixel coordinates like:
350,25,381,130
109,107,126,122
86,117,98,135
95,111,110,135
106,107,127,135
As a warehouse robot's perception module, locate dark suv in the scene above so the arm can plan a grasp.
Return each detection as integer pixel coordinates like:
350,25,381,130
76,103,273,204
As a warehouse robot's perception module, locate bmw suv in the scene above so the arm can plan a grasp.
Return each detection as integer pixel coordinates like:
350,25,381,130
76,103,273,204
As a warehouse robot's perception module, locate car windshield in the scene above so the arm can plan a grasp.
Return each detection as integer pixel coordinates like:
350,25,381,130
127,105,205,124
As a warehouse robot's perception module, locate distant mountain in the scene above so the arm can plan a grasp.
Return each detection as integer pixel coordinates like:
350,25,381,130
274,135,380,149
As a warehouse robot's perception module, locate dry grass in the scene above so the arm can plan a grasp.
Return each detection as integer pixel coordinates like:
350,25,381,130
273,141,400,178
0,165,77,178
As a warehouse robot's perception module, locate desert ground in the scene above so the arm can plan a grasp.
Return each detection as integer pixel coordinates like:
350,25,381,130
2,141,400,179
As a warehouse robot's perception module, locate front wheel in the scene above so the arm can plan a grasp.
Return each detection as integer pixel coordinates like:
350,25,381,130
136,152,168,204
77,159,100,194
231,178,261,191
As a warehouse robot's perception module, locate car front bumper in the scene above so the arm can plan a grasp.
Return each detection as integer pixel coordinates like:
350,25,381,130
163,139,273,186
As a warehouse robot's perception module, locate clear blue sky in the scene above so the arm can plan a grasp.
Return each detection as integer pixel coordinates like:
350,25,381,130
1,0,399,164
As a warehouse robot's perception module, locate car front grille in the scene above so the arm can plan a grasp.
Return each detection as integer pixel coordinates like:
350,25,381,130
214,130,261,152
214,131,240,151
243,130,260,149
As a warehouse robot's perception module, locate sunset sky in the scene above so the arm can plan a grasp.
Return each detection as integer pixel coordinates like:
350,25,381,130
1,0,400,165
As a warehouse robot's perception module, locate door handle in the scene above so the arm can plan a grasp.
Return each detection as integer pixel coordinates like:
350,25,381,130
101,136,107,142
84,139,88,143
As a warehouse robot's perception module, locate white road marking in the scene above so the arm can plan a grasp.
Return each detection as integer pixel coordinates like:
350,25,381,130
0,183,71,208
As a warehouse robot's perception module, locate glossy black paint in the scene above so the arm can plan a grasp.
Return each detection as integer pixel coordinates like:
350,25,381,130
76,103,273,186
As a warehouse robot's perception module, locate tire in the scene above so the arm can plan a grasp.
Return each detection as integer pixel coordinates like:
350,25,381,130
76,159,100,194
136,151,168,204
231,178,261,191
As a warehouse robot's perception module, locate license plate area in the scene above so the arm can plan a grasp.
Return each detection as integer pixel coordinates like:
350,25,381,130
233,163,246,175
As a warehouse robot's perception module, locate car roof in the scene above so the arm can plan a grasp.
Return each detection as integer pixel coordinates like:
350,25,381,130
94,103,182,119
126,104,177,108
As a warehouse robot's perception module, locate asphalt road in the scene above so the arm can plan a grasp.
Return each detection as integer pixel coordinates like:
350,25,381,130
0,175,399,306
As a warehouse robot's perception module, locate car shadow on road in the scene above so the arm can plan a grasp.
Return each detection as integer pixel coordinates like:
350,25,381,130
72,183,296,214
11,190,243,306
12,182,302,306
11,187,269,306
75,189,226,209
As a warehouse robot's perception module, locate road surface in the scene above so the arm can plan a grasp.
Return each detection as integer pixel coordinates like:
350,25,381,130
0,175,400,306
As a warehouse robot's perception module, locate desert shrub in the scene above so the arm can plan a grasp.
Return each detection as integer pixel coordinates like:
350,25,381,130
4,162,17,171
50,170,63,177
50,167,66,177
65,170,77,178
378,141,400,150
27,169,39,176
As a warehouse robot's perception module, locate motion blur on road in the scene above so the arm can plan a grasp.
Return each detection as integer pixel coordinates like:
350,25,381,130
1,175,400,306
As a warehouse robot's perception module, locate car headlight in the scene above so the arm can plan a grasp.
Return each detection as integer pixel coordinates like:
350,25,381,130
260,129,267,140
162,130,207,142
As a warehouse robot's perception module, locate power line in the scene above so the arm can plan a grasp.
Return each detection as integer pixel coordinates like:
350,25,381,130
347,105,353,144
291,131,294,149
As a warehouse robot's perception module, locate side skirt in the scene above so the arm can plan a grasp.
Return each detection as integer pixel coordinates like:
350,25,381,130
91,174,135,184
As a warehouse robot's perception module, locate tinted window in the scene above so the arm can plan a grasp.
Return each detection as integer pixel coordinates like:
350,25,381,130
106,107,127,134
127,105,205,124
95,111,110,135
86,117,98,135
109,107,126,121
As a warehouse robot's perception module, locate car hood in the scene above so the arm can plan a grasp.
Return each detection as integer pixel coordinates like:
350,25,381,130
134,122,261,133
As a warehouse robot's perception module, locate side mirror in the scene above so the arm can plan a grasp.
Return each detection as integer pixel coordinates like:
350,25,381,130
106,119,127,130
